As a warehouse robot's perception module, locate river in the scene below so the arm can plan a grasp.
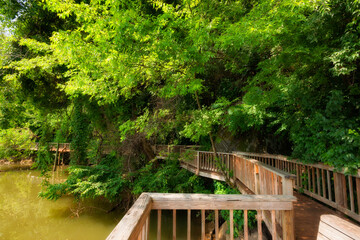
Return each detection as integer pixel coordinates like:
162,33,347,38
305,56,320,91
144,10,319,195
0,167,203,240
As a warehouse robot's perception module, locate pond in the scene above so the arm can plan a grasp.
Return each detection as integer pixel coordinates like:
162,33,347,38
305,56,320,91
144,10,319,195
0,168,123,240
0,167,204,240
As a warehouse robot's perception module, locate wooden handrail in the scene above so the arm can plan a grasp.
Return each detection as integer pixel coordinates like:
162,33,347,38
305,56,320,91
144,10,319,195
107,193,296,240
106,193,152,240
235,151,360,222
154,147,296,238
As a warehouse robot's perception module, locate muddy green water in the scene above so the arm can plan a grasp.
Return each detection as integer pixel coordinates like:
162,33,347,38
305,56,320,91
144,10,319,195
0,168,122,240
0,167,203,240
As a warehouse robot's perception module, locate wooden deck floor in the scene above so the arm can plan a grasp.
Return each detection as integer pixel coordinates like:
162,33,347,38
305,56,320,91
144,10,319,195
178,163,360,239
293,191,358,240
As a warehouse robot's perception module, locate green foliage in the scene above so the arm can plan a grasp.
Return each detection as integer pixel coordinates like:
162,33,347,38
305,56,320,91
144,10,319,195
0,128,35,161
70,97,90,165
214,181,257,236
132,157,212,195
40,154,127,201
2,0,360,196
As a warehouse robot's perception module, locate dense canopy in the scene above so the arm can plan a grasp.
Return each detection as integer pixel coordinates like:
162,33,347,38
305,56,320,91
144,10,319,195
1,0,360,186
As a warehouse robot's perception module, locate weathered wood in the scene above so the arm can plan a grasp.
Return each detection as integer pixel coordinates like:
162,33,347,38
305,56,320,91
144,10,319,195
327,170,332,202
157,210,161,240
282,210,294,240
271,210,277,240
317,214,360,240
257,211,262,240
173,210,176,240
196,152,200,175
296,187,360,222
317,168,321,195
230,210,234,240
307,167,311,191
343,174,348,209
334,173,345,206
215,210,219,240
357,178,360,214
244,210,248,240
201,210,205,240
52,143,59,172
322,169,326,199
146,217,149,240
149,193,296,210
187,210,191,240
106,193,152,240
349,176,355,212
312,168,316,193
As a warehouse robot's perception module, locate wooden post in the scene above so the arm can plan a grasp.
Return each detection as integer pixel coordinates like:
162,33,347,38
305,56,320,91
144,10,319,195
244,210,248,240
357,178,360,214
257,210,262,240
282,178,293,196
173,210,176,240
215,210,219,240
196,152,200,175
322,169,326,198
271,210,276,240
52,143,59,172
187,210,191,240
157,210,161,240
201,210,205,240
334,172,345,207
230,210,234,240
348,176,354,212
254,165,260,195
282,210,295,240
327,170,332,202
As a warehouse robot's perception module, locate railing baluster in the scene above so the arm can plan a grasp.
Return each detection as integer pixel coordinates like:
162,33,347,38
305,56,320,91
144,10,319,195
187,209,191,240
322,169,326,198
146,216,149,240
317,168,321,195
157,210,161,240
142,222,146,240
349,176,355,212
173,210,176,240
244,210,248,240
327,170,332,201
312,167,316,193
307,167,311,191
201,210,205,240
356,178,360,214
230,210,234,240
257,210,262,240
271,210,276,240
215,210,219,240
343,175,348,209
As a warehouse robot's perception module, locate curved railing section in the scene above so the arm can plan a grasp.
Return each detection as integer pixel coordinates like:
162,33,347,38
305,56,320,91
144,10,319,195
235,151,360,223
106,193,296,240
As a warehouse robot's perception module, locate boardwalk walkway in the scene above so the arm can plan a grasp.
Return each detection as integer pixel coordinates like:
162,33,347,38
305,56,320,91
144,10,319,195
154,146,360,240
293,192,343,240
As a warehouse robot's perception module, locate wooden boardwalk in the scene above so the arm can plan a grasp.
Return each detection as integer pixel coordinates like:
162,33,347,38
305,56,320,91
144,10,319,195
153,146,360,240
293,191,347,240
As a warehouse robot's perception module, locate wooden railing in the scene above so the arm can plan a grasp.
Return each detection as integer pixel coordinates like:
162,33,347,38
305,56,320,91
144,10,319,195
106,193,296,240
235,151,360,222
48,142,71,151
154,147,296,238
